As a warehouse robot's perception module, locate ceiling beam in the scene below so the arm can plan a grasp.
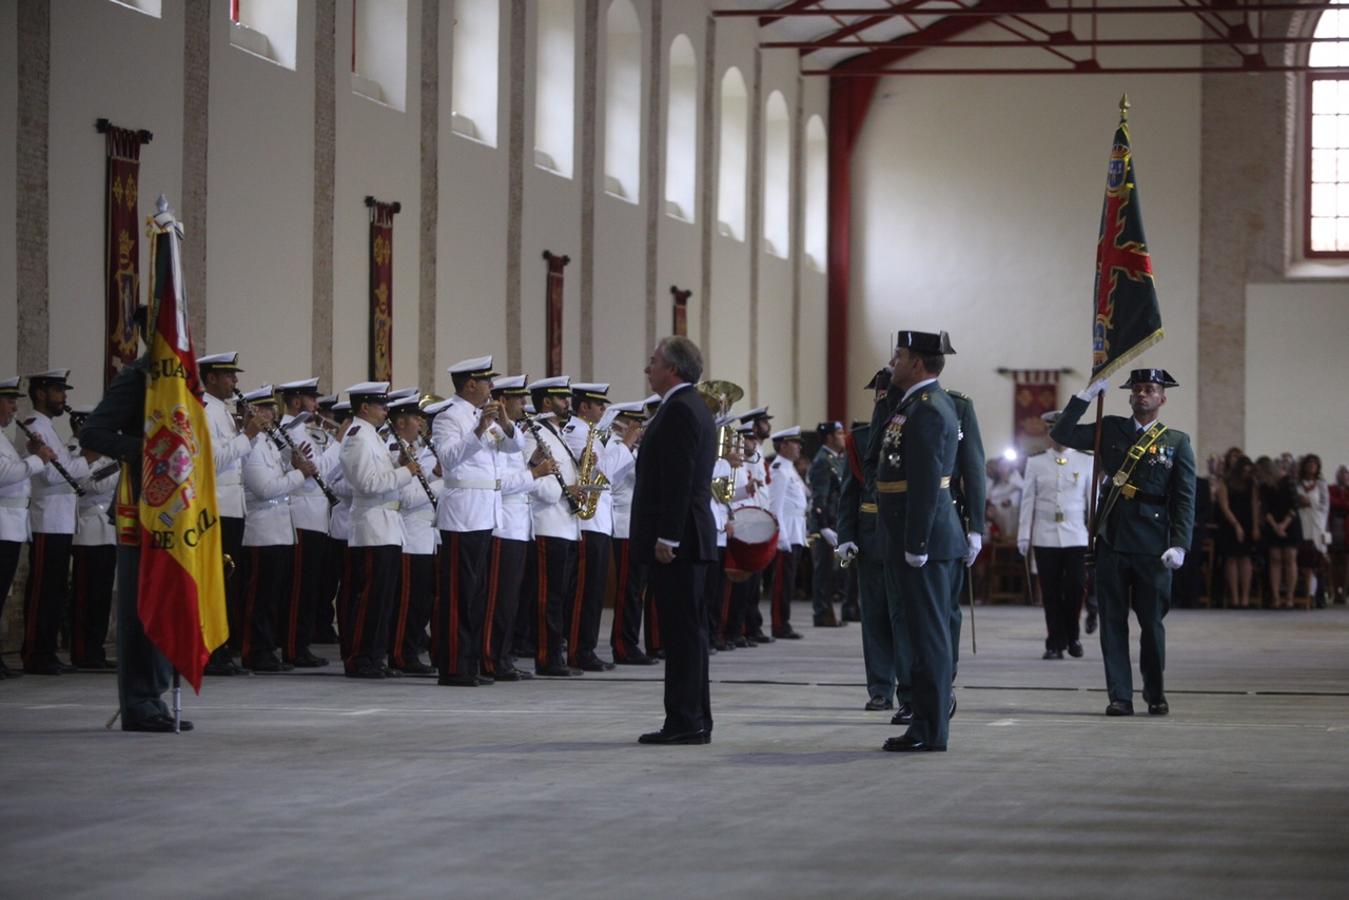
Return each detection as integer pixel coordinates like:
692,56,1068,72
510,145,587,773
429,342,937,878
715,2,1342,18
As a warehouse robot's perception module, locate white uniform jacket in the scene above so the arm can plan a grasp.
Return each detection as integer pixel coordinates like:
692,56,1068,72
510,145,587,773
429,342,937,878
397,443,441,556
341,418,411,549
767,456,808,550
561,418,613,535
0,429,43,542
431,396,521,533
282,414,331,535
605,440,638,540
987,472,1024,541
1018,448,1092,549
711,458,733,549
204,392,251,519
323,439,353,542
524,419,580,541
242,434,304,547
71,441,119,547
23,411,89,535
732,452,769,511
494,436,539,543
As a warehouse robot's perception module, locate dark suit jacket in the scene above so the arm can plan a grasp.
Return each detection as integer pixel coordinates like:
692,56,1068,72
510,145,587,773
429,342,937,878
948,391,987,536
79,357,148,508
631,383,717,564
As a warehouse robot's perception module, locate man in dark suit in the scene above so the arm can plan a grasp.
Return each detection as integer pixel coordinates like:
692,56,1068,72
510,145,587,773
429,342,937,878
632,336,717,745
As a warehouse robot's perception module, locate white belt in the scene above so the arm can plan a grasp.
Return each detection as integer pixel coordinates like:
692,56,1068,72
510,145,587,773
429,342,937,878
501,495,529,506
352,499,401,512
0,496,29,510
445,478,500,491
407,507,436,523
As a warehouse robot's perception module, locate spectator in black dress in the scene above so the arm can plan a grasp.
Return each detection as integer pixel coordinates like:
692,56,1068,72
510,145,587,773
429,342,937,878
1258,456,1302,609
1215,456,1259,609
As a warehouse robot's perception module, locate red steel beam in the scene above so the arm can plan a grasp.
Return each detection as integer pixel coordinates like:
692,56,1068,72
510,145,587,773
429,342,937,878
717,2,1341,16
758,0,826,29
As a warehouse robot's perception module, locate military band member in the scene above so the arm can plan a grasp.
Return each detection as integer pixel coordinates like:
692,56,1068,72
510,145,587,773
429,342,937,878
278,377,331,668
197,352,260,675
323,401,356,660
947,389,987,679
525,376,584,677
433,356,518,686
1019,411,1093,660
728,421,772,645
341,382,420,679
0,376,56,679
706,421,736,653
387,395,440,674
808,421,848,627
766,426,807,640
561,383,616,671
869,330,965,753
1051,368,1196,716
740,406,774,444
19,370,92,674
66,407,120,669
603,401,652,664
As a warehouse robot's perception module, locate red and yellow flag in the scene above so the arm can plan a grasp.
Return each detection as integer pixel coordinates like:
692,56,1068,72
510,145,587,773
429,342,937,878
137,202,226,692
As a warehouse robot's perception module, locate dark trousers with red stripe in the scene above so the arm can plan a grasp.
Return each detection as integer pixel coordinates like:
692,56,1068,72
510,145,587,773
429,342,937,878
344,544,401,672
770,545,802,635
314,535,344,642
213,516,245,659
69,544,116,666
742,569,766,638
703,548,726,643
280,528,324,663
22,532,73,669
725,571,760,641
334,541,354,661
0,540,21,631
241,544,293,664
435,529,492,679
513,544,538,658
652,559,712,735
610,537,647,661
534,535,579,670
389,552,435,668
483,537,528,674
567,531,611,666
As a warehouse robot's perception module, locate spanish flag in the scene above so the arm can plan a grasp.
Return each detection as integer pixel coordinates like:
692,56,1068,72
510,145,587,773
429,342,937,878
136,199,227,692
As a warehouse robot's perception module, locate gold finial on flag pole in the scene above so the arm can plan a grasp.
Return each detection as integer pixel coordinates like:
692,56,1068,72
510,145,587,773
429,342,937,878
1119,93,1131,122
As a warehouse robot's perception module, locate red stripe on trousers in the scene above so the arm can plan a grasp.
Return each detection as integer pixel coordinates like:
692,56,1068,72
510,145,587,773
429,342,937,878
569,534,587,666
772,552,786,630
482,539,502,673
392,554,412,667
349,551,374,663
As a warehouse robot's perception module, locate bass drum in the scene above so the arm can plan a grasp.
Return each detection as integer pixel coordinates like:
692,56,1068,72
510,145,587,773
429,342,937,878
724,507,780,584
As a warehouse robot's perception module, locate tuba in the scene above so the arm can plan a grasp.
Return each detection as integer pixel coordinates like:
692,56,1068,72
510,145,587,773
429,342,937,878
575,421,609,521
697,380,744,505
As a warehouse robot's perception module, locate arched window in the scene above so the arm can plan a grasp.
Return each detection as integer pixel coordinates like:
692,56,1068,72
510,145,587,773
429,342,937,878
762,91,790,258
231,0,298,70
451,0,499,146
804,114,827,272
353,0,409,111
1307,0,1349,256
535,0,575,176
717,67,748,241
603,0,642,202
664,35,698,221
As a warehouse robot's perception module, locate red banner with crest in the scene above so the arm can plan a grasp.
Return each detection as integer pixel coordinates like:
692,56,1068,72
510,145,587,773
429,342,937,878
1011,369,1061,454
367,198,399,381
104,123,147,387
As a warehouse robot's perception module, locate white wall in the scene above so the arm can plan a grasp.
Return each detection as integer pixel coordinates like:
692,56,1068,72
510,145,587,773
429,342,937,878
0,1,16,377
851,17,1201,455
1245,282,1349,470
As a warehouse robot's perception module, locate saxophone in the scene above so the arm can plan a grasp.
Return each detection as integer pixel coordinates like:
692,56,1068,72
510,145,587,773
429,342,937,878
575,423,609,521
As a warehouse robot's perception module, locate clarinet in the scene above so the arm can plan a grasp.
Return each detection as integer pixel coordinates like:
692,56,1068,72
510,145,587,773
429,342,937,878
14,417,85,497
234,390,339,507
393,433,437,510
521,414,581,516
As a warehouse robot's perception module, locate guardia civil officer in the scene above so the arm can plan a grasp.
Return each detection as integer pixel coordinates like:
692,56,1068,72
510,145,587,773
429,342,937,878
1051,368,1195,716
808,421,849,627
947,388,987,679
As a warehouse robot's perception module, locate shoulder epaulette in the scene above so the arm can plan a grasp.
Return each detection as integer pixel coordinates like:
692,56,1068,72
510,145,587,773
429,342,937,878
1028,449,1047,458
345,426,360,440
948,390,970,401
771,460,784,469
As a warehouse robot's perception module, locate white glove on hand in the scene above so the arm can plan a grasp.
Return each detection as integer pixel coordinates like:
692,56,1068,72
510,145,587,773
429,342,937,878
1017,538,1030,558
835,541,859,563
965,532,982,568
1075,377,1111,404
821,528,838,548
905,552,928,568
1161,547,1186,570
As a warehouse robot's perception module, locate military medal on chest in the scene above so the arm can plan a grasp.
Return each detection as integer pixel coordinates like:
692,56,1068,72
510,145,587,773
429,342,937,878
881,413,906,468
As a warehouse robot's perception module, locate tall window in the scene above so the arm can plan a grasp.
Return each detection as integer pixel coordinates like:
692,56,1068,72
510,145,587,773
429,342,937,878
535,0,575,176
451,0,500,146
804,114,827,271
603,0,642,202
762,91,790,258
1307,0,1349,256
664,35,698,222
353,0,409,111
717,67,748,241
232,0,298,70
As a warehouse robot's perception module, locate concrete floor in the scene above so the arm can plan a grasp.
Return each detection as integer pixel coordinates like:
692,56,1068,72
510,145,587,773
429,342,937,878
2,603,1348,899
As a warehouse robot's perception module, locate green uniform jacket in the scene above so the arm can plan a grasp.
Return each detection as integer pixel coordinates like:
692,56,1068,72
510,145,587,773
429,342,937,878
807,445,844,534
1050,395,1196,554
838,423,884,559
864,380,965,560
948,391,987,536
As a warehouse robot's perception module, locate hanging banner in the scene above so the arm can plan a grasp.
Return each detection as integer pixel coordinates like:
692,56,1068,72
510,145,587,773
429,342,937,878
542,251,570,378
367,197,400,382
1011,369,1061,453
102,121,151,387
671,285,691,338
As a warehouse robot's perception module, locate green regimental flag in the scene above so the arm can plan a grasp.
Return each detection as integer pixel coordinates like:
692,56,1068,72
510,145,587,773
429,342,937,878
1091,96,1163,381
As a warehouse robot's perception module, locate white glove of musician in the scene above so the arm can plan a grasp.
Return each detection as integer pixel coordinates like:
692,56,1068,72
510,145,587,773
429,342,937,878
1017,538,1030,557
821,528,838,548
1076,378,1111,404
1161,547,1186,570
905,552,928,568
835,541,858,564
965,532,982,568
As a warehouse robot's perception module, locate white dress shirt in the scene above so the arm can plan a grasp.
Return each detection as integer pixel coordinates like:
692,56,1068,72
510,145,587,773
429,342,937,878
494,436,538,543
605,439,638,540
243,434,304,547
22,411,90,534
398,443,442,556
525,419,580,541
1018,448,1092,549
767,456,808,549
282,414,331,535
0,428,43,542
204,392,251,519
341,418,411,549
323,439,353,542
432,396,521,533
71,440,119,547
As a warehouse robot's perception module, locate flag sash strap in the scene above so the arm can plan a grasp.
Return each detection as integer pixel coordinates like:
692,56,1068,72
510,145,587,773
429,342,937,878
1094,422,1169,534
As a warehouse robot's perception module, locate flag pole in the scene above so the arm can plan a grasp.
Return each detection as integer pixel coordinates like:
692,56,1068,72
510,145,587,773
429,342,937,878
172,671,182,734
1085,394,1104,568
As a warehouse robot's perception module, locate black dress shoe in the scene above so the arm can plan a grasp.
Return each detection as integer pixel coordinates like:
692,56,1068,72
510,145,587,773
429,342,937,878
1106,700,1135,716
347,664,386,679
0,659,21,679
1042,648,1064,660
248,654,287,673
890,703,914,726
123,714,194,733
290,652,329,668
651,649,666,659
57,661,79,674
637,729,709,745
23,661,63,675
394,660,435,675
613,652,657,665
1085,611,1098,634
811,617,845,628
865,697,894,711
437,673,480,686
772,628,803,640
949,694,958,720
380,666,404,678
1067,641,1084,658
203,660,235,677
712,640,733,652
747,633,774,645
577,656,615,672
732,637,750,649
73,658,115,670
494,667,534,681
882,734,945,752
841,605,862,622
535,664,582,677
1147,698,1169,716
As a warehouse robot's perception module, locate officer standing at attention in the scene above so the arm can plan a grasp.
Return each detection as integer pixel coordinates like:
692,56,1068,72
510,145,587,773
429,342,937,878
808,421,849,627
765,427,808,640
867,331,965,753
946,389,986,680
1051,368,1195,716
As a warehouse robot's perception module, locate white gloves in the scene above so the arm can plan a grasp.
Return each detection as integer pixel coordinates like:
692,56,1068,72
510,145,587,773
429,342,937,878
1161,547,1186,570
821,528,838,548
1075,377,1111,404
1017,538,1030,558
905,552,928,568
835,541,859,563
965,532,982,568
